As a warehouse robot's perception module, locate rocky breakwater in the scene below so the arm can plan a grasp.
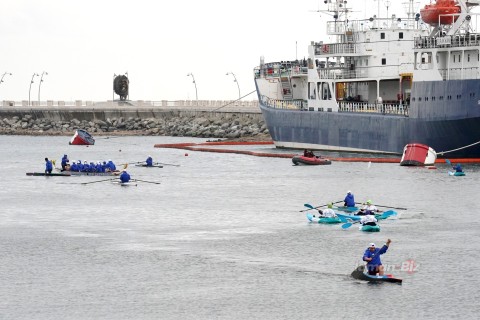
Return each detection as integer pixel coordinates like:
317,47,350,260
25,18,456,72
0,111,271,140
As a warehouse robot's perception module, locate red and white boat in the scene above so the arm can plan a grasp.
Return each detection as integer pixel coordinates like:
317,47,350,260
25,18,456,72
420,0,461,25
400,143,437,166
292,155,332,165
69,129,95,145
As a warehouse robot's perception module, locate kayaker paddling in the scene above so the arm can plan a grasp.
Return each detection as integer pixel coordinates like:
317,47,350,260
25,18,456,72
360,214,378,226
363,239,392,276
358,200,381,215
316,203,337,218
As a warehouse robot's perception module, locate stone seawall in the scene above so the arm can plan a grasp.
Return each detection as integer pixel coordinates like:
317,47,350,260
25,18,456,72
0,108,269,140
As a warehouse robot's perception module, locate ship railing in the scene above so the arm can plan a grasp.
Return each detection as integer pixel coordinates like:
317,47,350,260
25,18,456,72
327,18,418,35
317,68,368,80
438,67,479,80
338,101,408,116
260,95,305,110
314,43,358,56
254,64,308,79
414,34,480,49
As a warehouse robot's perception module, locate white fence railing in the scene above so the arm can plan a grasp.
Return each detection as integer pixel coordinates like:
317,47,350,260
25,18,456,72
1,100,260,109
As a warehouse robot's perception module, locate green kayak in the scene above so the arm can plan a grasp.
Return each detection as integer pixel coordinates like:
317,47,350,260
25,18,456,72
318,217,342,224
360,224,381,232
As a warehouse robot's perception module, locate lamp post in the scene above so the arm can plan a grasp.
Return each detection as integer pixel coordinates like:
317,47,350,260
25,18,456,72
29,73,39,106
0,72,12,100
0,72,12,86
38,71,48,104
384,0,391,19
226,72,241,100
187,73,198,101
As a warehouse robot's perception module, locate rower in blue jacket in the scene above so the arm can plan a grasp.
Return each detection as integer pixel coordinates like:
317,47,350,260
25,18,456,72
44,158,53,174
106,159,116,171
362,239,392,276
146,155,153,167
119,170,131,183
61,154,69,171
344,190,355,207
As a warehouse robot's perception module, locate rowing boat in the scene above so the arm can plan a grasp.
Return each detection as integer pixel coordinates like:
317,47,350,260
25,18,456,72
351,265,402,284
334,206,359,212
27,171,120,177
134,164,163,168
111,181,137,187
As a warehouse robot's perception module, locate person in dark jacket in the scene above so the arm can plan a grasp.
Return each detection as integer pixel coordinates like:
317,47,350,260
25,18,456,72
44,158,53,174
454,164,463,173
344,190,355,207
146,155,153,167
61,154,69,171
363,239,392,276
120,170,131,183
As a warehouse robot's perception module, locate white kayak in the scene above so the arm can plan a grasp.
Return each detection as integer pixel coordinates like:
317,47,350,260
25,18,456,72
111,181,137,186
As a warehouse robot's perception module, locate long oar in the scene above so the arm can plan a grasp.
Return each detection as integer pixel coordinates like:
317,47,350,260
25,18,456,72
300,201,343,212
132,179,161,185
81,178,116,185
156,162,180,167
355,202,407,211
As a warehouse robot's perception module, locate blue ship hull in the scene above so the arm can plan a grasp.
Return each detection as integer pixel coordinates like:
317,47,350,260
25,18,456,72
257,79,480,157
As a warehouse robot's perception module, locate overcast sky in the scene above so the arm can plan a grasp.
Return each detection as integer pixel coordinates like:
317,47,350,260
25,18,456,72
0,0,420,102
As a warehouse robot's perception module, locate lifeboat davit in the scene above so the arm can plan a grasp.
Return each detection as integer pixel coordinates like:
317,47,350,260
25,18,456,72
420,0,461,26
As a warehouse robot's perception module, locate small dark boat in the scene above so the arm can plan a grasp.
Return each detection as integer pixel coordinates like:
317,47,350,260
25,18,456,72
351,265,402,284
292,155,332,165
69,129,95,145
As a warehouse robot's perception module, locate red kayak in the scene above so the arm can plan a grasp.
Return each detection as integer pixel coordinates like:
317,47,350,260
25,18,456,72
292,155,331,165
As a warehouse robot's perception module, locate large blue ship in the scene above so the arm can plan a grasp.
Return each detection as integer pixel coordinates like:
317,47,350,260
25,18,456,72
254,0,480,157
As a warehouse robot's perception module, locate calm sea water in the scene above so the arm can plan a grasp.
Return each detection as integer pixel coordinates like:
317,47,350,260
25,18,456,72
0,135,479,320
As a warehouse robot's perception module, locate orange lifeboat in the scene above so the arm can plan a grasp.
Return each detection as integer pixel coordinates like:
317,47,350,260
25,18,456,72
420,0,461,25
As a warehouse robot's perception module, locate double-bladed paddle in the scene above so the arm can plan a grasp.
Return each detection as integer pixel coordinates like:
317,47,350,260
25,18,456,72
300,201,343,212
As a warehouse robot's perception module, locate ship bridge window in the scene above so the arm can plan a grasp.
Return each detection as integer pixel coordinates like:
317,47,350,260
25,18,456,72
381,32,385,40
309,82,317,99
457,94,462,99
399,32,404,39
318,82,332,100
382,58,386,65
